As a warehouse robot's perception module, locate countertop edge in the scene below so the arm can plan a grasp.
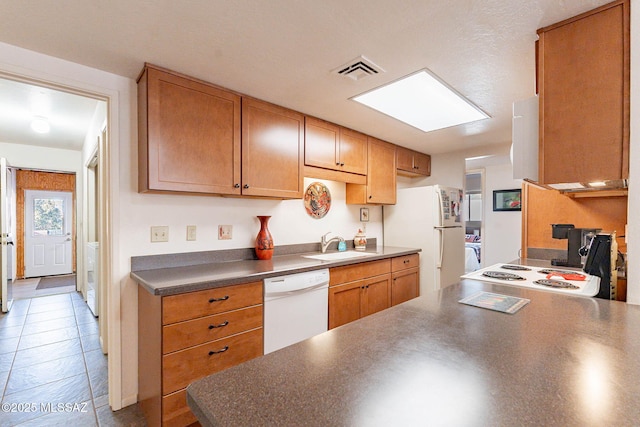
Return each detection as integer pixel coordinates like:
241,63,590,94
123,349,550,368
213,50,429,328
131,246,421,296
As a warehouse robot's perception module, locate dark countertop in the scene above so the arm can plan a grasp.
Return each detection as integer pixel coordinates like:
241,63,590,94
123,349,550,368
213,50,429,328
187,279,640,426
131,246,419,296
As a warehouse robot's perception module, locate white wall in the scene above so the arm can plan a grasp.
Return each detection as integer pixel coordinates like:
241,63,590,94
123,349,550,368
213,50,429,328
123,178,381,255
1,39,385,408
0,142,82,173
482,163,522,265
398,150,466,189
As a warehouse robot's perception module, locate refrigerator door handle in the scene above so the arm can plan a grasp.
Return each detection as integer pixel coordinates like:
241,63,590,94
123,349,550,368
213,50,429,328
436,228,444,268
436,188,444,227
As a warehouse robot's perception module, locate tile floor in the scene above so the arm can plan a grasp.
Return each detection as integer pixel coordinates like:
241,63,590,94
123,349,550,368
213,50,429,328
0,285,147,426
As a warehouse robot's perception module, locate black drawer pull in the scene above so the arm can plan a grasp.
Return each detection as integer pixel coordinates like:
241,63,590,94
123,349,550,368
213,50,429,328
209,295,229,303
208,321,229,329
209,346,229,356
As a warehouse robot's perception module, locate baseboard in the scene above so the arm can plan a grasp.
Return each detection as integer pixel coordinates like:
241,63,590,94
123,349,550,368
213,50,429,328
120,394,138,409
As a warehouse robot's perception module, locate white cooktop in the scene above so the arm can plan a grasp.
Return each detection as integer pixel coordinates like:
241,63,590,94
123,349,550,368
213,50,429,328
461,263,600,297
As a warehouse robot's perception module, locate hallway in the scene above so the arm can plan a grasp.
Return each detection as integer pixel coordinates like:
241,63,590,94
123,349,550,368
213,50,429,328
0,291,146,426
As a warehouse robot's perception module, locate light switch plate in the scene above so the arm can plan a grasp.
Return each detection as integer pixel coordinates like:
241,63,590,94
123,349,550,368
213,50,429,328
187,225,197,241
151,226,169,242
218,225,232,240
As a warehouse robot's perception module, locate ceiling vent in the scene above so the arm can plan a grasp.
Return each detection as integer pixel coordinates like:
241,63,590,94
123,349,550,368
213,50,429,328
332,56,385,81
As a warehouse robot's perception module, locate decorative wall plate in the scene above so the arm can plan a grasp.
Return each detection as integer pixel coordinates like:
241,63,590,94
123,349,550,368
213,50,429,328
304,182,331,219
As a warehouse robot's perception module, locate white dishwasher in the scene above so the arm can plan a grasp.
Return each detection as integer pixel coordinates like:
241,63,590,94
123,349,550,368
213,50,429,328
263,269,329,354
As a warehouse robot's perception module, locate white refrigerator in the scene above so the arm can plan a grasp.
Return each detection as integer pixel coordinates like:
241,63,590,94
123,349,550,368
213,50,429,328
384,185,465,294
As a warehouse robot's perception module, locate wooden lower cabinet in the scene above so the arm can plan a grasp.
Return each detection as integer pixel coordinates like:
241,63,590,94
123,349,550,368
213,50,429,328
391,254,420,306
329,275,391,329
138,281,263,427
328,255,420,329
391,268,419,306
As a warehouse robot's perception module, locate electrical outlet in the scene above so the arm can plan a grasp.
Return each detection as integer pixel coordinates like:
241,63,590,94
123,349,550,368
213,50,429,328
187,225,197,241
150,226,169,242
218,225,232,240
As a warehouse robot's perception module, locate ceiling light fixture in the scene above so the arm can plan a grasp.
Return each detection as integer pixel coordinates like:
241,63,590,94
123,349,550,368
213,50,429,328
30,116,50,134
352,69,489,133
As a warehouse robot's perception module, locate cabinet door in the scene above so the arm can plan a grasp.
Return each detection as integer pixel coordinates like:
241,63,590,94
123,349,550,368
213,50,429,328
329,280,363,329
140,66,241,194
305,117,339,170
362,274,391,317
367,137,397,204
391,268,419,306
242,98,304,198
413,152,431,176
396,147,415,173
538,1,629,184
338,127,368,175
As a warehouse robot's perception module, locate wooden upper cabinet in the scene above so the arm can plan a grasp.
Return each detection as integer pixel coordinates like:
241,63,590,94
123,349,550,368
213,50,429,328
304,117,367,175
338,127,368,175
346,137,396,205
138,64,241,195
242,98,304,198
537,0,629,185
396,146,431,177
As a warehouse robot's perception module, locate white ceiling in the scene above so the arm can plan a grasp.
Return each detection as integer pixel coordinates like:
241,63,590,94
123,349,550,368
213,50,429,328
0,78,99,150
0,0,612,155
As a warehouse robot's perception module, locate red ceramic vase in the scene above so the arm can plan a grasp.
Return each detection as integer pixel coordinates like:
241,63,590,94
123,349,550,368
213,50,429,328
255,215,274,260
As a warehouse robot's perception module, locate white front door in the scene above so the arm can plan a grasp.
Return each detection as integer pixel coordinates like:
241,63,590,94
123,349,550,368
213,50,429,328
24,190,73,278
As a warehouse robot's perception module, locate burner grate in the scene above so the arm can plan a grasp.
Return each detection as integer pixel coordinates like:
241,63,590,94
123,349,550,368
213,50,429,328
482,271,526,281
533,279,579,289
501,265,531,271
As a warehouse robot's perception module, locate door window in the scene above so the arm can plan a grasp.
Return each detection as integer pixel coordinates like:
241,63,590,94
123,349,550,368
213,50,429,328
32,197,65,236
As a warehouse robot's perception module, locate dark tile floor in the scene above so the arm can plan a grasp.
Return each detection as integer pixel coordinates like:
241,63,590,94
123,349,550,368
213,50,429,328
0,291,147,426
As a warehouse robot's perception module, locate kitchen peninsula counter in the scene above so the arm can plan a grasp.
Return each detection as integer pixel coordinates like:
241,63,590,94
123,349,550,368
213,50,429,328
187,279,640,426
132,245,419,296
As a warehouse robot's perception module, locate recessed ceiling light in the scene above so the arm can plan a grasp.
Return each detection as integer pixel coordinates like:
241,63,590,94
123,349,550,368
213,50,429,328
30,116,50,133
352,69,489,133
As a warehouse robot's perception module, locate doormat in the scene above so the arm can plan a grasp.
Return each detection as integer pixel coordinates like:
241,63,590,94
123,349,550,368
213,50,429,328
36,274,76,290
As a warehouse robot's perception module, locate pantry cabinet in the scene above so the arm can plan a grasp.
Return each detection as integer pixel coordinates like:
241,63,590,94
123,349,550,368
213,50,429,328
396,146,431,177
346,137,397,205
138,281,263,427
138,65,304,199
138,64,241,195
241,98,304,198
537,0,629,185
304,116,368,176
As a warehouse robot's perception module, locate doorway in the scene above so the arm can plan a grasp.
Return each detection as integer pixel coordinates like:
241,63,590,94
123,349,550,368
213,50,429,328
24,189,74,278
15,170,76,280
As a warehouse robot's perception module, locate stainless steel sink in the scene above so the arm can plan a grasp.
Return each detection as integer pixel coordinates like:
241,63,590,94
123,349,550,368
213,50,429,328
302,251,376,261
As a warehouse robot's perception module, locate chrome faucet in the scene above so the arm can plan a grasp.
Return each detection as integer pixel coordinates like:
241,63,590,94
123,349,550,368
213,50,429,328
321,232,345,253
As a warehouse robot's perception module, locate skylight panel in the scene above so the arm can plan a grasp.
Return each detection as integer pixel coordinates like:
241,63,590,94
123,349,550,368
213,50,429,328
352,69,489,132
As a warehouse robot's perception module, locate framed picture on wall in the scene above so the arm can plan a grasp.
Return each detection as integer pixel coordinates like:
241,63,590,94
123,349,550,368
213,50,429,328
360,207,369,222
493,189,521,211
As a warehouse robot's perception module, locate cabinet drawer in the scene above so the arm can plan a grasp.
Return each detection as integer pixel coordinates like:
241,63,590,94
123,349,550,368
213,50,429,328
329,259,391,286
162,389,197,427
391,254,419,272
162,281,262,325
392,267,420,306
162,327,263,395
163,305,263,354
